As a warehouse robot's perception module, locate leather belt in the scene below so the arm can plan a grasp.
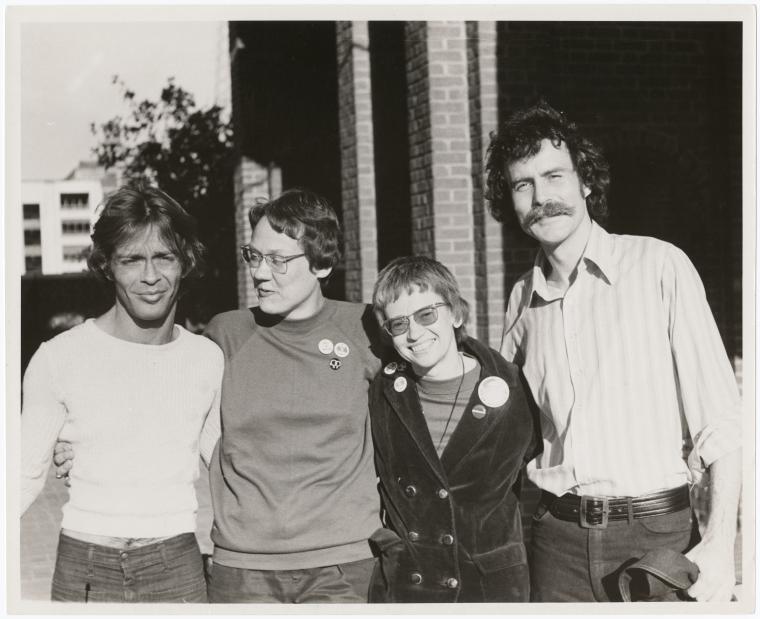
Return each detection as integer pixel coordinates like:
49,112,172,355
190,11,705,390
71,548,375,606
542,485,690,529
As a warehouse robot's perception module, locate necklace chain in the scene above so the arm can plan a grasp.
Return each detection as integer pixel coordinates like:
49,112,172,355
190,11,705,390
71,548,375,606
436,353,466,452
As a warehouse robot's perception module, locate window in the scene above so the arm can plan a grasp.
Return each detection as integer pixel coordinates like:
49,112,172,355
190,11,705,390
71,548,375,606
63,246,88,262
23,203,40,220
24,229,41,245
61,220,90,234
60,193,89,209
25,255,42,273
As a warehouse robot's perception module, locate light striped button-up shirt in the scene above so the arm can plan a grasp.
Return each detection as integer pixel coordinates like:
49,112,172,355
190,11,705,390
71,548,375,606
501,222,741,497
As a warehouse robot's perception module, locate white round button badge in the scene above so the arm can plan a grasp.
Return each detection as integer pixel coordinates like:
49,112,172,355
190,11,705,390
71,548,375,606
477,377,510,408
394,376,407,392
318,339,334,355
471,404,487,419
334,342,350,358
383,362,398,375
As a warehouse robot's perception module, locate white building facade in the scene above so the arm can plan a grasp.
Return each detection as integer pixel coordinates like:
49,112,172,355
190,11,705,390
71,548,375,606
20,178,103,275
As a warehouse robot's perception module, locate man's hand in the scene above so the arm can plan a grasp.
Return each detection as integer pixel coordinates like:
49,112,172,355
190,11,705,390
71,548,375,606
53,441,74,486
685,534,736,601
685,448,741,602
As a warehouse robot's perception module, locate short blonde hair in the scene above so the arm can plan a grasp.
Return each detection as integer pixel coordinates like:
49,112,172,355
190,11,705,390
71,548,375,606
372,256,470,344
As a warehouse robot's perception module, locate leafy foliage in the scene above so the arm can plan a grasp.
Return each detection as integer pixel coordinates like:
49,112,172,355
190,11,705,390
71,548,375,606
91,76,238,323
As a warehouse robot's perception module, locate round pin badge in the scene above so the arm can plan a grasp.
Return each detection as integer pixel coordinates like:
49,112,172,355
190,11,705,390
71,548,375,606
329,358,342,370
477,377,510,408
383,362,398,375
394,376,407,392
334,342,350,358
472,404,487,420
318,338,334,355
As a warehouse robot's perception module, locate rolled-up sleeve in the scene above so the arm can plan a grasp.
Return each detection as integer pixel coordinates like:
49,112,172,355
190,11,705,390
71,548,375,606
663,246,742,470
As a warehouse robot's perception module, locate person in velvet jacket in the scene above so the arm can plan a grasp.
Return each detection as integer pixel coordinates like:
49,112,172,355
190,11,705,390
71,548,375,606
367,256,541,603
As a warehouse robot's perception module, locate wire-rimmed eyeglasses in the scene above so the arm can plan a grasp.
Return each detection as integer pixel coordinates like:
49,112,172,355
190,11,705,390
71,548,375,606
383,302,449,337
240,245,306,274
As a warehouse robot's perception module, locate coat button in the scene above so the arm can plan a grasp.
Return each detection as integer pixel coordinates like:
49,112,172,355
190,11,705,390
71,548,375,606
410,572,423,585
436,488,449,499
408,531,420,542
445,577,459,589
440,534,454,546
404,485,418,498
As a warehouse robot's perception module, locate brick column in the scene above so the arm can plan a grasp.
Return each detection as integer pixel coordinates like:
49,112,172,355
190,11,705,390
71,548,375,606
336,21,378,303
476,22,505,348
233,157,280,309
406,22,435,258
406,21,478,331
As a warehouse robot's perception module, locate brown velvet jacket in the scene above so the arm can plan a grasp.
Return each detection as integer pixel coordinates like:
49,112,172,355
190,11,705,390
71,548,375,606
368,337,541,603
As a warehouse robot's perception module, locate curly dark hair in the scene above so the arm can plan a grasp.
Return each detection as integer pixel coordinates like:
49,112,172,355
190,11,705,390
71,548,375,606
248,189,342,275
485,100,610,224
88,181,205,285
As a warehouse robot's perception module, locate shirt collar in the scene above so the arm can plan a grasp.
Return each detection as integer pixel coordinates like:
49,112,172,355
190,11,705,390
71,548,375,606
583,221,618,285
529,221,618,302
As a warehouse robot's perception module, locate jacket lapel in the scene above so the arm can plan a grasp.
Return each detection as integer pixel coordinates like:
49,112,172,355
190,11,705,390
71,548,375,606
383,372,448,485
439,339,506,475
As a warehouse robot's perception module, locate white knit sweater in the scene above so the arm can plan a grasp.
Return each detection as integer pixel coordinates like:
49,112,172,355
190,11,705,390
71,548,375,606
21,319,224,537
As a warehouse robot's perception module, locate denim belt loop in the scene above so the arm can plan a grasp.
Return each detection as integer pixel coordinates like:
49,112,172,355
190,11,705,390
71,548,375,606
159,543,168,571
86,545,95,579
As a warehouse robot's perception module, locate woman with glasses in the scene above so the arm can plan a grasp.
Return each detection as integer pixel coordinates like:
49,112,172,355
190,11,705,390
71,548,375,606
367,256,541,603
201,189,384,603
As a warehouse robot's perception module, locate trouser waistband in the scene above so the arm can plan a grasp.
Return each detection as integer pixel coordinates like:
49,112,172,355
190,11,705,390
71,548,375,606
541,485,691,529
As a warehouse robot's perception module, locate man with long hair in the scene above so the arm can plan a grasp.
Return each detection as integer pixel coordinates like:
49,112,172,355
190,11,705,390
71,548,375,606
22,183,223,602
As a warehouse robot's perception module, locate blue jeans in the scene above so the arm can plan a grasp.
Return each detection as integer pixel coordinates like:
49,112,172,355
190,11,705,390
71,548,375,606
530,505,698,602
51,532,207,603
207,558,376,603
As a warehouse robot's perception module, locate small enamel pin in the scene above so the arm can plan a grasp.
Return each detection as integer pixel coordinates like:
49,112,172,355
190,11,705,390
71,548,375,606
383,362,398,375
472,404,487,419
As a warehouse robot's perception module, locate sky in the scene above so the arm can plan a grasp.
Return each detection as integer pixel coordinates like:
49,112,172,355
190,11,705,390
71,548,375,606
20,21,224,180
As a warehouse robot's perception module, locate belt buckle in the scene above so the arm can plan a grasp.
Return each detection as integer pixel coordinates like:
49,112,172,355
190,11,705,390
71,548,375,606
579,495,609,529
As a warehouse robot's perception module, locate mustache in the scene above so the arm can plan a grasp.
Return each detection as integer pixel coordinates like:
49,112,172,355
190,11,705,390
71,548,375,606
524,201,574,227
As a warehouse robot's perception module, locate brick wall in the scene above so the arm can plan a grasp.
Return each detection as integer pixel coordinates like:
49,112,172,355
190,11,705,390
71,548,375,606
405,22,435,258
466,21,489,343
495,22,742,359
232,157,279,309
426,22,477,325
467,21,504,348
337,21,378,303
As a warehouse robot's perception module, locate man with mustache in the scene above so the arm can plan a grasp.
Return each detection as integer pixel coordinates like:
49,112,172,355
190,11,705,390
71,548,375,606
486,101,741,602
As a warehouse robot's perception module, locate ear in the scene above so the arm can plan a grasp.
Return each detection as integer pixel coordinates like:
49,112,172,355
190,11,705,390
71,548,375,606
582,185,591,199
452,313,464,329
